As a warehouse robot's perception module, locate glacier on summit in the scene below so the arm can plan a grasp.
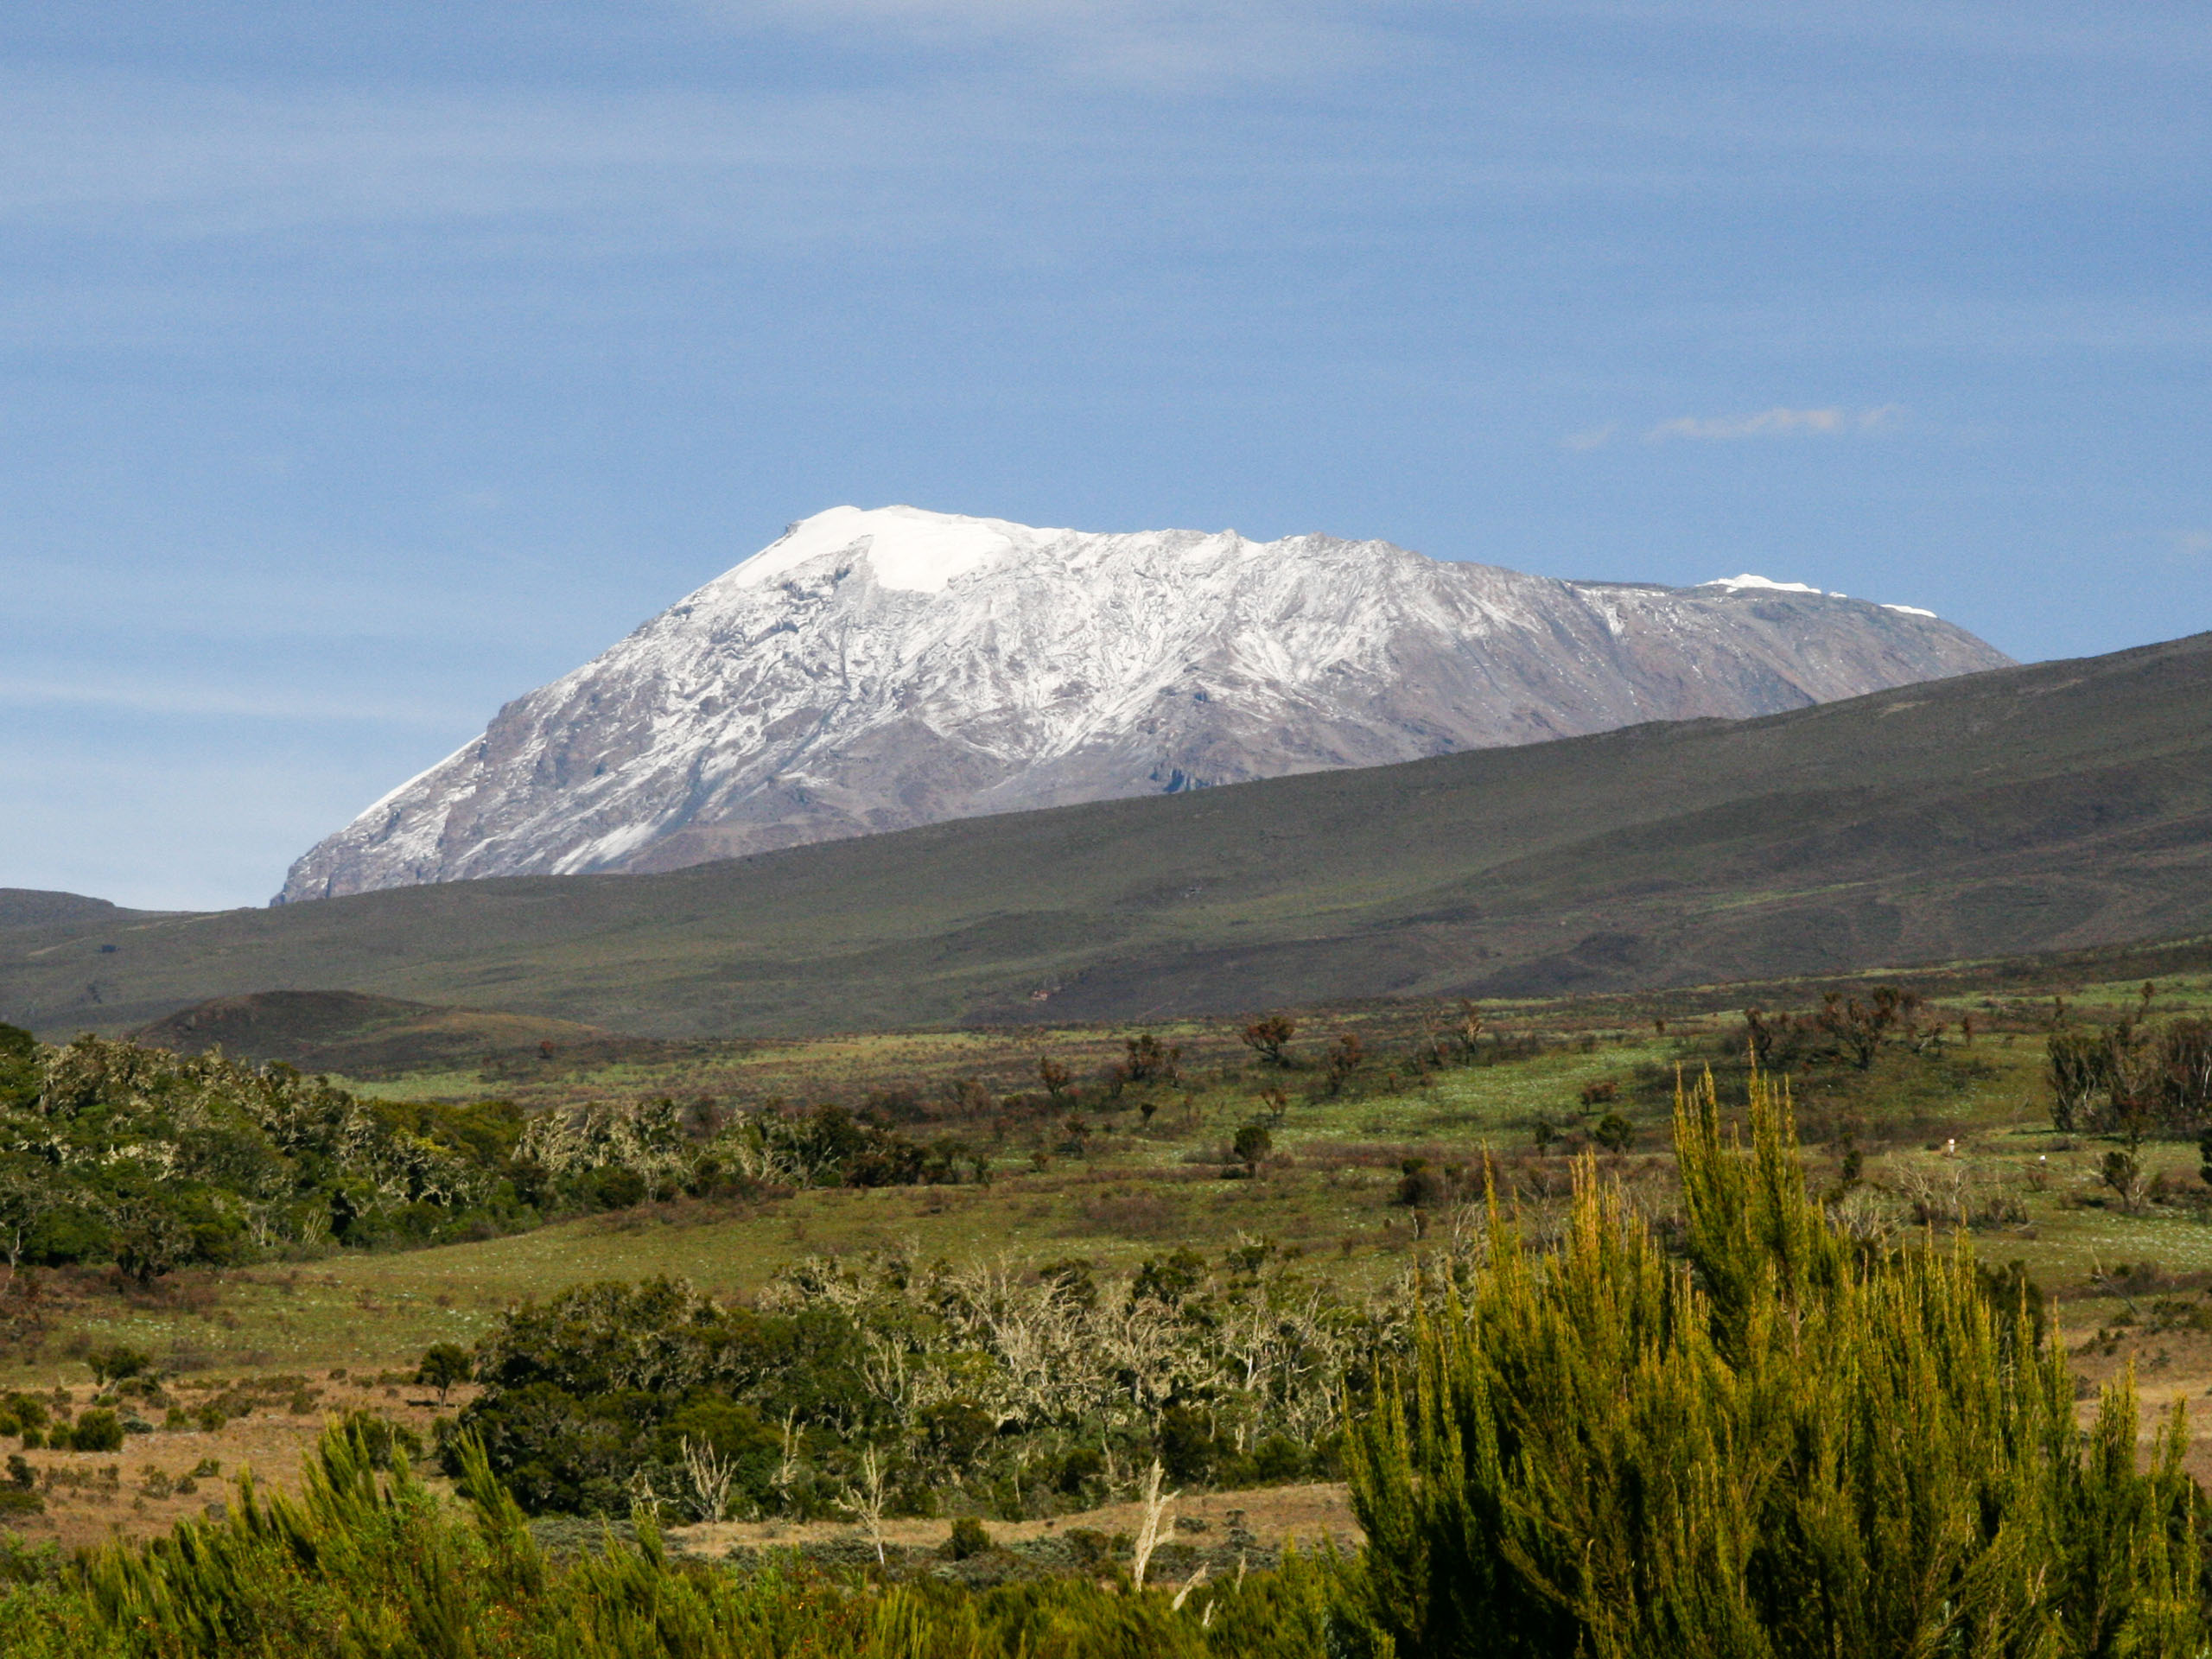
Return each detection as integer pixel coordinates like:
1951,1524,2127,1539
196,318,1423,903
277,505,2013,901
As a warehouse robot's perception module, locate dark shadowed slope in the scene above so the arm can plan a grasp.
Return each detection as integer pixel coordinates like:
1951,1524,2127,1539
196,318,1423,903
6,632,2209,1039
128,990,624,1077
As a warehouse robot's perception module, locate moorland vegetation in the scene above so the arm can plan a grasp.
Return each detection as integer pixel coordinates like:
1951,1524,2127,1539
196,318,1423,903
3,961,2212,1649
0,1063,2201,1654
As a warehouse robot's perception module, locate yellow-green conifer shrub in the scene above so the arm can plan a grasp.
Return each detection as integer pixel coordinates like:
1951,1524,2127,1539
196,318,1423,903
0,1421,1363,1658
1348,1065,2202,1658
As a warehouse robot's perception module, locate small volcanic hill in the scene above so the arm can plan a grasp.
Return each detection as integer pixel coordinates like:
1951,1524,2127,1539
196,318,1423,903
129,990,620,1077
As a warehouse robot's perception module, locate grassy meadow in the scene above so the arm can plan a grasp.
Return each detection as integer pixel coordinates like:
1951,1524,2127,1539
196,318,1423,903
20,963,2212,1408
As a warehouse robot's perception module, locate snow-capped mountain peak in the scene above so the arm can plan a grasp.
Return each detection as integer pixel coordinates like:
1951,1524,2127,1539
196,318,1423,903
276,507,2012,902
725,505,1068,596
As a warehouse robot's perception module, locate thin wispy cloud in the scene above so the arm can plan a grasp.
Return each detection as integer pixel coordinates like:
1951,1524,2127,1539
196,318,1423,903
1562,406,1899,451
1646,405,1898,442
2171,531,2212,559
0,677,463,727
709,0,1397,89
0,73,964,248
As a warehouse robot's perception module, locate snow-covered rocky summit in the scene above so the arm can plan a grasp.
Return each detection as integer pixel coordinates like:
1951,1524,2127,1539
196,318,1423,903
276,505,2012,900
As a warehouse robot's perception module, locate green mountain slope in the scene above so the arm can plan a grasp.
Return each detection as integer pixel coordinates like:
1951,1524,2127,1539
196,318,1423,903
6,631,2209,1039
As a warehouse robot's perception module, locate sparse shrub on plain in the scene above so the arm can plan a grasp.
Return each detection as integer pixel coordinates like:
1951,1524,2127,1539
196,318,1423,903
1815,984,1921,1068
2048,1027,2109,1133
1395,1158,1445,1207
85,1346,152,1389
65,1409,124,1452
1319,1033,1364,1096
1240,1015,1297,1066
1120,1033,1181,1084
940,1516,993,1560
415,1342,471,1406
1230,1123,1272,1173
2047,1015,2212,1137
1591,1110,1633,1154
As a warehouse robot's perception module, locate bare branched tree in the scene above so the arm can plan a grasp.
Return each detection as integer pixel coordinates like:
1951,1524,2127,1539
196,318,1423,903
681,1435,736,1523
1172,1560,1211,1611
847,1445,888,1564
1130,1459,1176,1591
772,1409,803,1511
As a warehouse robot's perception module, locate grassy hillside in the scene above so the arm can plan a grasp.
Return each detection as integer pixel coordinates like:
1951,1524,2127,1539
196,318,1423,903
4,631,2209,1039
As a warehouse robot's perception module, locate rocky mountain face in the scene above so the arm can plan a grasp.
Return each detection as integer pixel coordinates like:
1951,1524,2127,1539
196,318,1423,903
277,505,2012,902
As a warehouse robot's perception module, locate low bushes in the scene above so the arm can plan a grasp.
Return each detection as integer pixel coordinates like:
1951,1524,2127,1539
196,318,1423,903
0,1421,1366,1658
447,1248,1371,1523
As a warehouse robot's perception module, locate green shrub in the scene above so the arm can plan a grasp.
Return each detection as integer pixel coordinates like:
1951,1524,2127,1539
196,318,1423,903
1249,1434,1306,1484
335,1412,421,1470
1231,1123,1273,1170
65,1412,124,1454
588,1166,647,1211
940,1516,993,1560
414,1343,471,1406
85,1347,151,1389
1350,1065,2203,1656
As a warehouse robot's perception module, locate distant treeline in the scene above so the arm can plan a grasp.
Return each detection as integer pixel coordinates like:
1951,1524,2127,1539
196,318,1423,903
0,1029,987,1288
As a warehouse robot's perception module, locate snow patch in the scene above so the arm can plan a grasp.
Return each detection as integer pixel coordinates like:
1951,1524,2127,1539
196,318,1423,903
1700,574,1822,595
725,505,1065,595
1884,603,1938,619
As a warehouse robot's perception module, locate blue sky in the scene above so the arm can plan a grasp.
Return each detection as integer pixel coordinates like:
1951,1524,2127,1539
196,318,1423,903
3,1,2208,911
